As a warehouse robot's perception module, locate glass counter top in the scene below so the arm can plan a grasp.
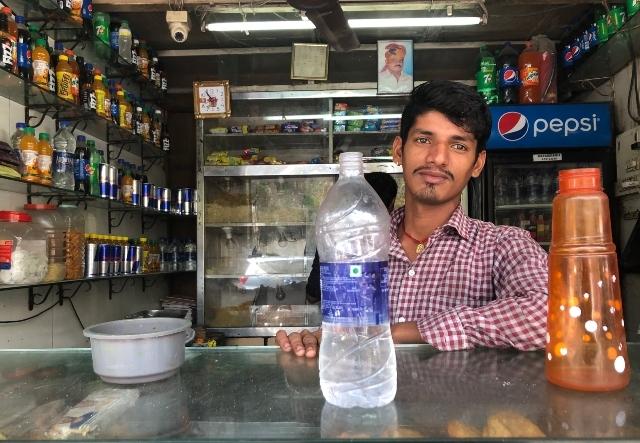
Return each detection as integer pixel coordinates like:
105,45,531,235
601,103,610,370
0,345,638,441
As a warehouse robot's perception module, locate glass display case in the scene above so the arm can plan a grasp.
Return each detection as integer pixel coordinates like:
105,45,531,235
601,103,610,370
196,88,406,336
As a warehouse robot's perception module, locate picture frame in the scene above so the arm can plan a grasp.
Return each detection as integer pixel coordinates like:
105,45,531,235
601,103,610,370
377,40,414,95
193,80,231,119
290,43,329,81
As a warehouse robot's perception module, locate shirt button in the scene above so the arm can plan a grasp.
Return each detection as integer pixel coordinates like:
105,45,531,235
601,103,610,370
408,269,416,277
398,316,406,322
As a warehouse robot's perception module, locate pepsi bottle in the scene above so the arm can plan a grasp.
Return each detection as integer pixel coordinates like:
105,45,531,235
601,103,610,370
497,42,520,104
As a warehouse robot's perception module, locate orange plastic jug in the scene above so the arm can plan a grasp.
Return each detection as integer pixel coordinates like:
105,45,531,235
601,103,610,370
545,168,629,391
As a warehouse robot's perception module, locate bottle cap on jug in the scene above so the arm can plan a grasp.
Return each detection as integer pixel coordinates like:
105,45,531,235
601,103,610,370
558,168,601,192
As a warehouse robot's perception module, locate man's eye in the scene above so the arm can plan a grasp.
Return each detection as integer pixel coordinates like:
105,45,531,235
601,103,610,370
416,137,429,144
452,143,467,151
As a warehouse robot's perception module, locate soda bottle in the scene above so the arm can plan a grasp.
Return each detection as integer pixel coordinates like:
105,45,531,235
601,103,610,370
496,42,520,104
66,50,80,104
131,38,139,70
74,135,87,193
476,45,498,104
81,62,95,111
0,9,14,73
93,11,110,59
20,127,39,183
629,0,640,17
109,21,119,64
137,40,149,79
118,20,132,64
15,16,30,80
36,132,53,186
545,168,630,391
55,53,74,102
316,151,396,408
535,35,558,103
81,0,93,39
109,82,119,125
87,139,101,196
52,121,76,190
70,0,82,22
58,0,71,14
161,118,171,152
93,71,107,117
150,55,159,83
30,38,49,87
518,41,541,104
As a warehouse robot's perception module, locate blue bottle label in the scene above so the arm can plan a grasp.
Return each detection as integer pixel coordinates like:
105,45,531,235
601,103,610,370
320,261,389,325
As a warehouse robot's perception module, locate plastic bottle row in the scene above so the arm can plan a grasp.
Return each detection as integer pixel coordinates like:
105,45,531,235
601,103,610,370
0,4,167,94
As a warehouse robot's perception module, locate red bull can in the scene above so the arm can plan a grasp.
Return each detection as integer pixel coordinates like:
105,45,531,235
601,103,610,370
108,165,118,201
180,188,194,215
160,188,171,212
192,189,198,215
142,183,152,208
132,179,141,206
99,164,110,199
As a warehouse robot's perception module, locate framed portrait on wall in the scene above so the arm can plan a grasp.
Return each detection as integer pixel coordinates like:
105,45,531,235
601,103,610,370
377,40,414,95
193,80,231,119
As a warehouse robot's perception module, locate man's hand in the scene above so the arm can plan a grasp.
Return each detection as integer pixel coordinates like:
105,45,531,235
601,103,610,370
275,329,322,358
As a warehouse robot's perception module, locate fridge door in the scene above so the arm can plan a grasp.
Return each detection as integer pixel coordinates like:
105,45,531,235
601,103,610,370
484,150,613,250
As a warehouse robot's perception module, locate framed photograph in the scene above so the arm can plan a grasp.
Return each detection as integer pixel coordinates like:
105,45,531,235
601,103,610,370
291,43,329,81
377,40,414,95
193,80,231,119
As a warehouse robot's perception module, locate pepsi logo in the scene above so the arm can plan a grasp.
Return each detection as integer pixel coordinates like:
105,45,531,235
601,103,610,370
563,51,573,62
498,112,529,142
502,69,517,82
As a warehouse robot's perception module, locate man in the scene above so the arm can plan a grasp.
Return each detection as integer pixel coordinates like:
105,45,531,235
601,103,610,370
378,42,413,94
276,80,548,357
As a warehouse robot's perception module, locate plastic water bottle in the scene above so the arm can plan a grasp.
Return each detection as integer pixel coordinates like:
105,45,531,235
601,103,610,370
118,20,132,64
10,122,26,152
316,151,396,408
184,239,196,271
52,120,76,190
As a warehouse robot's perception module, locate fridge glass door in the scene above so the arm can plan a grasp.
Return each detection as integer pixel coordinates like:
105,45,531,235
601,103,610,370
494,161,600,248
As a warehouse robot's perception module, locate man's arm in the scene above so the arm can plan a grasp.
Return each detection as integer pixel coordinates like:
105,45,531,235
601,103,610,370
408,228,548,351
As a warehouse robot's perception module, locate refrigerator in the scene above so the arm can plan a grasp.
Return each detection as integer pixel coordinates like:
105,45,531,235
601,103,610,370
469,103,615,250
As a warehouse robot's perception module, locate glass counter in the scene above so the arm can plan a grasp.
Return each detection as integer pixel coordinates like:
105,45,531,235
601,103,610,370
0,345,639,441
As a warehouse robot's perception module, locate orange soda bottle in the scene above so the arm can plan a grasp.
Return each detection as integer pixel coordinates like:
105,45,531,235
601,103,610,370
545,168,630,391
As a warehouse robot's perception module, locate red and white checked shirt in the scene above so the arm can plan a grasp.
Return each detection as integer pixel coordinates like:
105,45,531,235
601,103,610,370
389,205,548,351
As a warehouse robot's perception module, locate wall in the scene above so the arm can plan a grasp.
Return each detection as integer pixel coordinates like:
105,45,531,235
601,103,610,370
0,96,170,348
579,56,640,341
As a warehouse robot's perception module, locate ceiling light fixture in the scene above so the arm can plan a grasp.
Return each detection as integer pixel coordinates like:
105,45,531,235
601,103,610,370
206,15,483,32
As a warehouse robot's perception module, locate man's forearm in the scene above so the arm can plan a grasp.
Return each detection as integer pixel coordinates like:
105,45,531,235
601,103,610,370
390,321,425,344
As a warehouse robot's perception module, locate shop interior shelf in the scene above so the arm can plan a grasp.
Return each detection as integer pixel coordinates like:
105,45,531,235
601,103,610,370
205,222,314,227
563,11,640,90
495,203,553,210
205,132,328,137
0,270,196,292
205,273,309,279
333,131,398,136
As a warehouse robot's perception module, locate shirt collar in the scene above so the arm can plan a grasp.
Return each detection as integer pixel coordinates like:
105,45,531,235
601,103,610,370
390,204,472,241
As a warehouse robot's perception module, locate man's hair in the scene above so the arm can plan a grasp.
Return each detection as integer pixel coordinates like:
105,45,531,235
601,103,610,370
365,172,398,210
399,80,492,154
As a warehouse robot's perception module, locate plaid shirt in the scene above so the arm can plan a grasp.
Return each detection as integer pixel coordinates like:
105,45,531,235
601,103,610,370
389,205,548,351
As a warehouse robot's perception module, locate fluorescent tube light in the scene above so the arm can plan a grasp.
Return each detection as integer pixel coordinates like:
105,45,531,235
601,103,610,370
264,114,401,121
206,16,482,32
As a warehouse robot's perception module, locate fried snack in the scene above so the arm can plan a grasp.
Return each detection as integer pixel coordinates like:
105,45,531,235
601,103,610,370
447,420,483,438
482,411,545,438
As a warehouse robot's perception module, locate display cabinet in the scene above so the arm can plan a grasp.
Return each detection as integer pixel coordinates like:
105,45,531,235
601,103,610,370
196,88,406,336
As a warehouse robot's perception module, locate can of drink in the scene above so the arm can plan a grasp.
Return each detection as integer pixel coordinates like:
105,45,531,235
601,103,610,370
99,164,110,199
192,189,198,215
134,245,143,274
176,188,185,215
182,188,193,215
113,243,122,275
98,242,109,276
142,182,152,208
123,244,132,274
155,187,163,211
160,188,171,212
150,184,157,210
85,242,98,277
108,166,118,201
131,179,141,206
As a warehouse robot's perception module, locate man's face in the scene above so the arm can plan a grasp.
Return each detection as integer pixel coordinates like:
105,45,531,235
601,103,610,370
392,110,486,207
385,49,405,75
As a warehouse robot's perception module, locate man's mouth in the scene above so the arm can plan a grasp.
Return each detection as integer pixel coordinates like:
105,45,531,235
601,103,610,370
415,168,453,185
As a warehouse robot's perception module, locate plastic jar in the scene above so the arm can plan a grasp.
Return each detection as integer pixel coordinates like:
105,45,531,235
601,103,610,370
24,204,66,282
58,205,85,280
0,211,48,285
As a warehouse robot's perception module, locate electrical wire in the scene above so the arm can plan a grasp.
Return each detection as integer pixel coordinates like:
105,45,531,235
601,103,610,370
67,297,86,330
0,301,58,324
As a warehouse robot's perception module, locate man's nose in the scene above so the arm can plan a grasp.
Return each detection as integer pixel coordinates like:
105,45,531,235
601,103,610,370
425,141,449,166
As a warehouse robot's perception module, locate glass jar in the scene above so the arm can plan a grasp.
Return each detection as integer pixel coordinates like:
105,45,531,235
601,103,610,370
58,205,85,280
0,211,48,285
23,204,66,282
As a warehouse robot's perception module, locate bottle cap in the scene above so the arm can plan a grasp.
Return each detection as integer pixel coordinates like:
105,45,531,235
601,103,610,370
38,132,50,141
24,127,35,135
558,168,601,192
16,122,25,129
